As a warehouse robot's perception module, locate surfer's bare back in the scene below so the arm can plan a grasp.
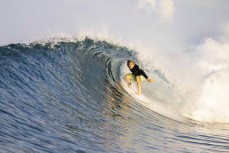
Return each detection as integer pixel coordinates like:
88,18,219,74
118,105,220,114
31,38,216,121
125,60,154,95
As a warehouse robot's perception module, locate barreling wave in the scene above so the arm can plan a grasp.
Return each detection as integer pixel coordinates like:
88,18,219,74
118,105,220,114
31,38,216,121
0,37,183,128
1,37,229,127
1,37,229,152
0,38,141,152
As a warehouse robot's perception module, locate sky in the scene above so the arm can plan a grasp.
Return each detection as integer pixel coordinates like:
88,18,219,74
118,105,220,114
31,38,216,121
0,0,229,51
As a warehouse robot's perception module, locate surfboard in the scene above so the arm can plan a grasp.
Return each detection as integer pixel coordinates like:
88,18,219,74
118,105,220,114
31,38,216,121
122,79,147,98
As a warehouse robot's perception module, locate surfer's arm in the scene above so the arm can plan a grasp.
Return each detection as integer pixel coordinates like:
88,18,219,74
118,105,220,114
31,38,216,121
139,69,148,79
139,69,154,83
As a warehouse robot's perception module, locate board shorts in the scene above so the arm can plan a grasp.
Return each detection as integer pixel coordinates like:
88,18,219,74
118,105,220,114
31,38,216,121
130,74,145,81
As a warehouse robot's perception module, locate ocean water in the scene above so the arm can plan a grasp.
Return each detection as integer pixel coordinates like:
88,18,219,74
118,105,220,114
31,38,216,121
1,0,229,152
0,38,229,152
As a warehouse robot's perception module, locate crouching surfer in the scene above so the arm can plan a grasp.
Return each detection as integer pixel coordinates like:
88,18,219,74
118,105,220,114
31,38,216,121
125,60,154,95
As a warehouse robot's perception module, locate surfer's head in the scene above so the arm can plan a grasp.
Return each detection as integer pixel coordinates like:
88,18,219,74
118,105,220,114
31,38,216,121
127,60,135,69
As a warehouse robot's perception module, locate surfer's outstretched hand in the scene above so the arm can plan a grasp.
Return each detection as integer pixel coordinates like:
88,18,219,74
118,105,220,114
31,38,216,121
147,78,154,83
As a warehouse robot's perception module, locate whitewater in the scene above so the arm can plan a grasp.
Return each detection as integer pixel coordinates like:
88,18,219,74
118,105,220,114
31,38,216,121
1,0,229,152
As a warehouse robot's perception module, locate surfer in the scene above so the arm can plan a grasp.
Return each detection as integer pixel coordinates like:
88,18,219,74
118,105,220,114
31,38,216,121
125,60,154,95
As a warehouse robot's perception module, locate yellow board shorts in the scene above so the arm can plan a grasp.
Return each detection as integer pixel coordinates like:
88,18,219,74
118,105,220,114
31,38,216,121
130,74,145,82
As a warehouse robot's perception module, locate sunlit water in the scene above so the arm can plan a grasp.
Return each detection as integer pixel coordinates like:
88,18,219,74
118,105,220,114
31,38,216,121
1,39,229,152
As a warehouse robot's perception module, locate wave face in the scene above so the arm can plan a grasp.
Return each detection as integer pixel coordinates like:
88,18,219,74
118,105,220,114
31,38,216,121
1,38,229,152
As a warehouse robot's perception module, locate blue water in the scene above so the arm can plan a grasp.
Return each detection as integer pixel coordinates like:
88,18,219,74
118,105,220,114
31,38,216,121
0,38,229,152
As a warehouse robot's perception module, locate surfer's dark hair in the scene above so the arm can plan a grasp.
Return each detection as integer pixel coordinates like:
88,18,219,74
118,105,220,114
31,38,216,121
127,60,135,66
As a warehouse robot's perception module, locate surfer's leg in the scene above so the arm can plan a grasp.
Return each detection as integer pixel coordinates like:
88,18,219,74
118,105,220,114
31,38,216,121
136,75,141,95
125,73,132,86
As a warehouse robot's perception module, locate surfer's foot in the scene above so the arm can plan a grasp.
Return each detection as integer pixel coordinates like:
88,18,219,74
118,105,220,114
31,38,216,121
137,91,141,95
